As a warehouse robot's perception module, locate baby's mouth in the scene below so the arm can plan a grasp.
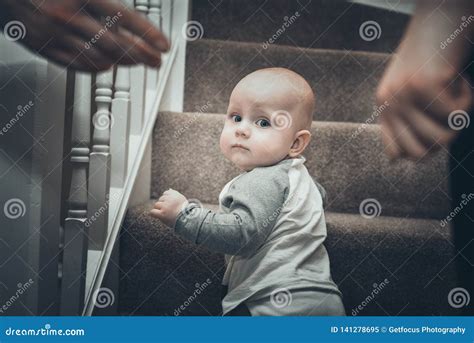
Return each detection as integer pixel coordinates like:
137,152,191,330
231,143,250,151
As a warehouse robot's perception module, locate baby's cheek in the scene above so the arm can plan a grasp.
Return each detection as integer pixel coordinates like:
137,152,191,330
259,132,290,160
219,129,231,155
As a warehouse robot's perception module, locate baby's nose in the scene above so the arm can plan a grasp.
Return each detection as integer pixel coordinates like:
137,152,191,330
235,126,250,137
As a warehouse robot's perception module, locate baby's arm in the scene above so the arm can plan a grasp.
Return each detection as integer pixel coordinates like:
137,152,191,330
151,169,289,257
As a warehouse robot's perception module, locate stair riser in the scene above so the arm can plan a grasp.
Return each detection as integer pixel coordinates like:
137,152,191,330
184,39,391,123
190,0,409,53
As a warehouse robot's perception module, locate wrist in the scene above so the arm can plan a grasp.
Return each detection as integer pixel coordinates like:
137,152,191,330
174,202,200,228
173,203,204,244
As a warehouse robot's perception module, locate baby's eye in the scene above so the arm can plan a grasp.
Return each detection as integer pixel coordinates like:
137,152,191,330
256,118,271,128
231,114,242,122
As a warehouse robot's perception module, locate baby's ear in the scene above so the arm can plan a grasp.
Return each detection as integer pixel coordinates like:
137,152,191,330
289,130,311,157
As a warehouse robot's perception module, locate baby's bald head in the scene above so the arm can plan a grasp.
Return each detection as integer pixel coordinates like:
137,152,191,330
222,68,315,170
233,67,315,130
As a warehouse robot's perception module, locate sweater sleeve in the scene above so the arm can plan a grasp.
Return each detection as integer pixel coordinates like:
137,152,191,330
173,166,290,257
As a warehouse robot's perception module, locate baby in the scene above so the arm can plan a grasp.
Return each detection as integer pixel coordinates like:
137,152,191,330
150,67,345,316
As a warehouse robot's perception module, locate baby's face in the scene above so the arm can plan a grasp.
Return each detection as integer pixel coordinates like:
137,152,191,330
220,77,302,171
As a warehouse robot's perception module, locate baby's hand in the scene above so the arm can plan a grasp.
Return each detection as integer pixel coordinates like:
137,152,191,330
150,189,187,228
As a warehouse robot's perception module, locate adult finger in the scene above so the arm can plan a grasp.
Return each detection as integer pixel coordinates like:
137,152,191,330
397,105,457,148
64,14,161,67
59,13,135,64
87,0,170,52
106,27,163,67
386,112,428,159
56,33,115,71
41,48,94,71
405,76,472,126
379,115,402,159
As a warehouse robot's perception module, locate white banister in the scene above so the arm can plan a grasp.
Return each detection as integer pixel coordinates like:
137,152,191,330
0,0,189,317
83,0,190,315
87,70,114,250
60,72,92,315
84,38,181,316
110,66,131,188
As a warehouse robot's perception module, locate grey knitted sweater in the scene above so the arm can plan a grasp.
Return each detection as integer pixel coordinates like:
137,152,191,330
174,156,341,314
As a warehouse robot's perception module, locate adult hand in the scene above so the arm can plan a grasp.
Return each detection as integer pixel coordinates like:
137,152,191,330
376,0,473,160
1,0,170,71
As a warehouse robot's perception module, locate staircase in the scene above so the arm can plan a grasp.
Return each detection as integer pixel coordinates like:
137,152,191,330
118,1,459,316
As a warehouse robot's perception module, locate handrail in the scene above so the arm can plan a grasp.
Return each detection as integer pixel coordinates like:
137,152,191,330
83,38,181,315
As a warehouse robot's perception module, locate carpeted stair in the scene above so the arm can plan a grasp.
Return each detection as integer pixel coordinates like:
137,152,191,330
183,39,392,123
118,1,459,316
190,0,410,53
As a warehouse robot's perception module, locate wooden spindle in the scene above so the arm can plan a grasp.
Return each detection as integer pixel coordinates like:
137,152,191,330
60,72,91,315
149,0,162,28
87,69,114,250
161,0,173,45
145,0,161,112
130,0,149,135
135,0,149,16
110,66,131,188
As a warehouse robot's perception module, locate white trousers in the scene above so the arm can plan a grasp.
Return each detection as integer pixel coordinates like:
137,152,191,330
246,288,346,316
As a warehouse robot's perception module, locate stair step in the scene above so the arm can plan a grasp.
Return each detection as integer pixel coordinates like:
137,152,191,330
191,0,409,53
152,111,449,220
120,203,224,316
184,39,392,123
119,200,458,316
